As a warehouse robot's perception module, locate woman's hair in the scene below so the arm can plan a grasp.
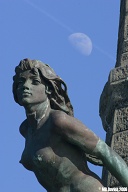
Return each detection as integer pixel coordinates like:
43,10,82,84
13,58,74,116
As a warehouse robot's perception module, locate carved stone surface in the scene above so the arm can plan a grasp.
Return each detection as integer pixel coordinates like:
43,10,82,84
121,53,128,66
109,65,128,83
124,21,128,40
122,40,128,53
105,171,120,187
116,0,128,67
100,0,128,187
113,108,128,134
100,39,128,186
112,131,128,159
100,79,128,133
102,167,123,187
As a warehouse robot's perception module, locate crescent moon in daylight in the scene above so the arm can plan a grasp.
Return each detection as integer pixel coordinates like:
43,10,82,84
68,33,92,56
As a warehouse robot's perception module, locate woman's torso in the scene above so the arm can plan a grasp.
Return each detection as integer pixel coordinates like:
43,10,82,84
20,111,103,191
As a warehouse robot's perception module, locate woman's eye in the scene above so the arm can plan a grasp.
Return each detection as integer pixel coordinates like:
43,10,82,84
33,79,41,84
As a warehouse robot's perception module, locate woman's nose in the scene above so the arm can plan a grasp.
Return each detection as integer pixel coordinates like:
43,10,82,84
23,80,31,89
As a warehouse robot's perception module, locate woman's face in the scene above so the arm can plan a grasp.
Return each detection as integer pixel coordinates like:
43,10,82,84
16,69,47,106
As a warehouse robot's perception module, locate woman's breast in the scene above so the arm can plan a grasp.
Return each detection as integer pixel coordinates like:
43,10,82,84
20,140,34,170
33,146,80,186
20,127,52,170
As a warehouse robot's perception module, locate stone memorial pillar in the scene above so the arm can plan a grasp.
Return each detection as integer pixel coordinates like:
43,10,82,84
100,0,128,187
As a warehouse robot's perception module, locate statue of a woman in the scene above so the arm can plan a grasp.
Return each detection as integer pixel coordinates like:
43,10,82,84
13,59,128,192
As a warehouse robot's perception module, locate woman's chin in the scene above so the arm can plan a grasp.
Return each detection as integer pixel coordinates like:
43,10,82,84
19,98,31,106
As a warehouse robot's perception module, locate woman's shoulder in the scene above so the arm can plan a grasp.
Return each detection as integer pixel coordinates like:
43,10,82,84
50,109,70,126
50,109,86,130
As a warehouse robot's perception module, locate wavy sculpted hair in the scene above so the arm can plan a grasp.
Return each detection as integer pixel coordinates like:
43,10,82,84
13,58,74,116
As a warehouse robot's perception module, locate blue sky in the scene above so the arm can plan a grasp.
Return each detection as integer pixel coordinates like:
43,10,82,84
1,0,120,191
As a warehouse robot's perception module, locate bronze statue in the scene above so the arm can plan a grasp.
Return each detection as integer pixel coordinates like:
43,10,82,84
13,59,128,191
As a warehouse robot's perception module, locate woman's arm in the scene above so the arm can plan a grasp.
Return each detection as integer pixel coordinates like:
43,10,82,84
52,111,128,187
92,139,128,187
52,111,100,153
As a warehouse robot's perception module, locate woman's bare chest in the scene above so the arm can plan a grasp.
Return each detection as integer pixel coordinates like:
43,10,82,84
20,126,61,168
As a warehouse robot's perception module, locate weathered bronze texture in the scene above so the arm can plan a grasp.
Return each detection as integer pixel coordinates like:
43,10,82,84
100,0,128,187
13,59,128,191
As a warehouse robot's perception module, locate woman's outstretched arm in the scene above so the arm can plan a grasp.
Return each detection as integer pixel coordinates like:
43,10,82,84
52,110,128,187
92,139,128,187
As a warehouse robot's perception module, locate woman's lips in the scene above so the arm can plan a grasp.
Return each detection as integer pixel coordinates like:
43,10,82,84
22,92,32,96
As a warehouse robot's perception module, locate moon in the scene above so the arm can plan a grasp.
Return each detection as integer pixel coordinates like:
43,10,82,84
68,33,92,56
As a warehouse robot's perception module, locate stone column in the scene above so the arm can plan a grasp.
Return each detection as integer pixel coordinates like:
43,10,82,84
100,0,128,187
